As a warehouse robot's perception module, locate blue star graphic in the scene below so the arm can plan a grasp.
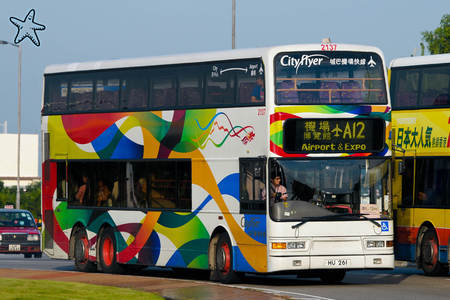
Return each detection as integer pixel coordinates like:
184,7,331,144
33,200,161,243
10,9,46,47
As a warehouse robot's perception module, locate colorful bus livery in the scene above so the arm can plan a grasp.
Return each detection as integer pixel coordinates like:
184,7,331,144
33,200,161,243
46,110,256,159
43,107,267,276
42,43,394,284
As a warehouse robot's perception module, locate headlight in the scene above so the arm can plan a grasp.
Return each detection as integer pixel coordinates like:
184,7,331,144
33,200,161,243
0,234,2,241
272,241,306,249
287,241,306,249
367,240,385,248
27,234,40,241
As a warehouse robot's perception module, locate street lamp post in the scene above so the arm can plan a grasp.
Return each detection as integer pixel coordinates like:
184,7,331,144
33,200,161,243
232,0,235,49
0,40,21,209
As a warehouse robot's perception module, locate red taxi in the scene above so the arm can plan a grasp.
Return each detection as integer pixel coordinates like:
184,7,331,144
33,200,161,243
0,206,42,258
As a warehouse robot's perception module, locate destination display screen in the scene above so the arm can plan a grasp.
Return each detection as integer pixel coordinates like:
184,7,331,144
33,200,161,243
284,118,385,153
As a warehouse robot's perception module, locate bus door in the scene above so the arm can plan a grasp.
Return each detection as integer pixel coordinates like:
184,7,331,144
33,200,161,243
42,160,69,258
237,157,267,273
395,157,415,261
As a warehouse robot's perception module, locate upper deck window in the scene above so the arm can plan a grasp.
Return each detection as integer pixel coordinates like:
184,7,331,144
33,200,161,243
391,65,450,109
275,51,387,105
43,58,265,115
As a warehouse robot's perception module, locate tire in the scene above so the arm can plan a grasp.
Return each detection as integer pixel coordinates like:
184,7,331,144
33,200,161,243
421,228,449,276
99,227,124,274
74,228,96,272
215,233,243,284
24,253,32,259
34,252,42,258
320,270,346,284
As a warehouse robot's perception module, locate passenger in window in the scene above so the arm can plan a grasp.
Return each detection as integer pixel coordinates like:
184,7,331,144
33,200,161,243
136,177,148,207
58,178,66,199
262,173,288,205
251,75,264,103
96,179,111,206
110,176,119,206
75,174,90,205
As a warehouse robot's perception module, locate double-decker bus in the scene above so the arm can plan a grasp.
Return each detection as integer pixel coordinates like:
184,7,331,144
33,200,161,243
390,53,450,276
41,42,393,284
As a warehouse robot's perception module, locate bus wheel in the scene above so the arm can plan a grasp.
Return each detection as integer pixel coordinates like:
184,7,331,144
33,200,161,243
421,228,449,276
74,228,95,272
320,270,346,284
99,227,123,274
215,233,243,284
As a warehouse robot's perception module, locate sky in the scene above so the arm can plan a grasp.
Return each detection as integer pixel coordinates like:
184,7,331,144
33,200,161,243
0,0,448,137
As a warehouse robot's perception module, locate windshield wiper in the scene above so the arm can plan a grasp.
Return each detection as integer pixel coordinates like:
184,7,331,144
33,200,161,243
291,213,381,229
357,214,382,227
291,214,342,229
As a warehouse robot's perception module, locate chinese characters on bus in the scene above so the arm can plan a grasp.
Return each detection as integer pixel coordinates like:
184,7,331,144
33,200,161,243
395,116,450,149
302,120,368,151
284,119,384,153
396,126,448,149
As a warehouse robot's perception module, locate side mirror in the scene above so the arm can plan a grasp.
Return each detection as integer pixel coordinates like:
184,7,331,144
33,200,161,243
254,166,263,179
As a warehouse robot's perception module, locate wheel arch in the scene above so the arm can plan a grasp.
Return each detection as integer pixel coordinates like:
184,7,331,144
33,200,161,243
416,222,440,267
208,226,231,274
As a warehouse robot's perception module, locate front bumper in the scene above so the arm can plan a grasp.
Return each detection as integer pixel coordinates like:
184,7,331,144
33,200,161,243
0,241,41,254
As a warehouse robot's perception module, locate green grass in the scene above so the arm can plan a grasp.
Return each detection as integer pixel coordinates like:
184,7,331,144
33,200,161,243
0,278,163,299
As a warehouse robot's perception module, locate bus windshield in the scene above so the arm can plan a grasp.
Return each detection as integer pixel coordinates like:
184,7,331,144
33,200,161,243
269,158,390,221
275,51,387,104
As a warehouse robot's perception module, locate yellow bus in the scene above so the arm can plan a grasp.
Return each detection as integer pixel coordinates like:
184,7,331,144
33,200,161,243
390,53,450,275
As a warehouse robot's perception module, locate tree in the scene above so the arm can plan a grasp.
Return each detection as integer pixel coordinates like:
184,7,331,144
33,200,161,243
0,181,16,209
20,181,41,218
421,14,450,54
0,180,41,218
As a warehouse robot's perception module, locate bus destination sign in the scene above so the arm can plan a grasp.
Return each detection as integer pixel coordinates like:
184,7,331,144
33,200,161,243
284,118,385,153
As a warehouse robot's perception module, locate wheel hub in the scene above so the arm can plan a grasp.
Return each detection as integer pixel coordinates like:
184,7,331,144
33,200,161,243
423,239,435,265
75,239,86,262
216,247,226,271
102,237,113,267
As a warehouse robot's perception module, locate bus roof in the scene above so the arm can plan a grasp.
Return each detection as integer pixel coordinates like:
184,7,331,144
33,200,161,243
44,43,384,75
389,53,450,69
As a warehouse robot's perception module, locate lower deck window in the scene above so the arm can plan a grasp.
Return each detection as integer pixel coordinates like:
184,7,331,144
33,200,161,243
57,160,191,210
402,157,450,207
